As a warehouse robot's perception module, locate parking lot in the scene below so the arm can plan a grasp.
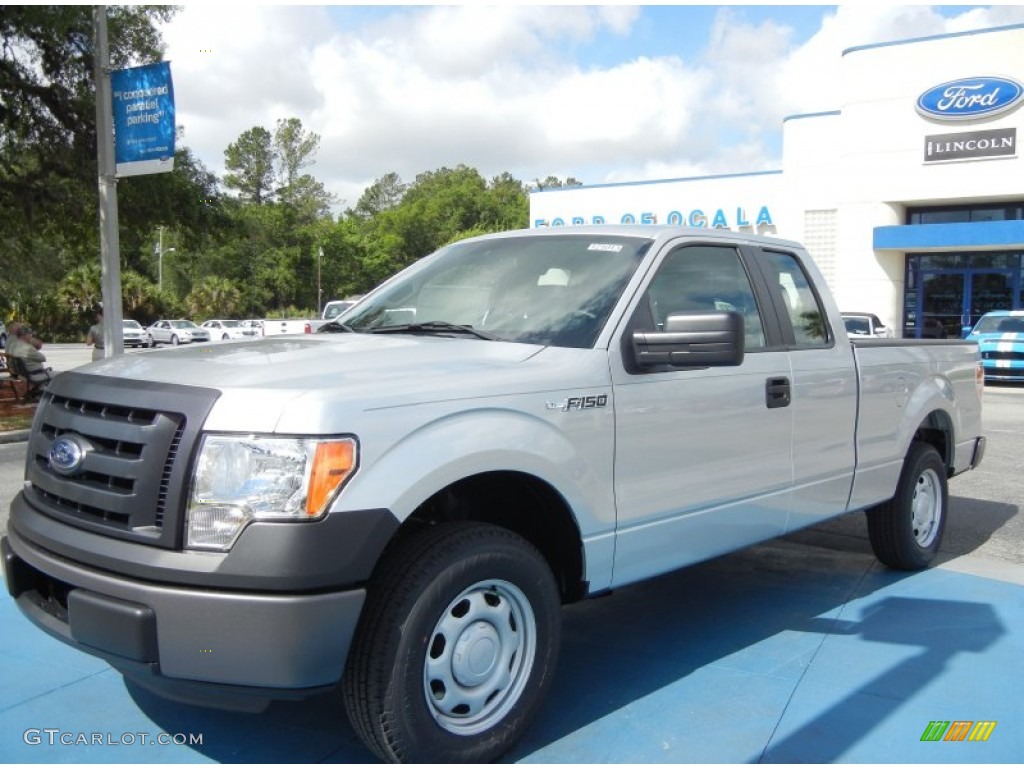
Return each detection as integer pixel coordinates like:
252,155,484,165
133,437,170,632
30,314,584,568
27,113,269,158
0,355,1021,763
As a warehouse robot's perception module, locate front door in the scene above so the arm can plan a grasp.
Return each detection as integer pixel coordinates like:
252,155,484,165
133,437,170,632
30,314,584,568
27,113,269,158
919,269,1017,338
609,241,793,588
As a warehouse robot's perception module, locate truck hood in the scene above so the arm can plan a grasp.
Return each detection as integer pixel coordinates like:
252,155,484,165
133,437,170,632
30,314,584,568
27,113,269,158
75,334,599,433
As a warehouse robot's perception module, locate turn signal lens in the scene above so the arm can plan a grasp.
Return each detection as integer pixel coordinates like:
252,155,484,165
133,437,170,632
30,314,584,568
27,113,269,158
307,441,357,516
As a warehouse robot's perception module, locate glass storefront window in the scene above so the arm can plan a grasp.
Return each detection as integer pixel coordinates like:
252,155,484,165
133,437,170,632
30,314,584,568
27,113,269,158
907,201,1024,225
904,252,1023,338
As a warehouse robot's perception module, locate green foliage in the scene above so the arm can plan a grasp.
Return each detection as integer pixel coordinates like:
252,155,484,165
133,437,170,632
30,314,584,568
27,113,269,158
224,126,275,204
187,276,243,320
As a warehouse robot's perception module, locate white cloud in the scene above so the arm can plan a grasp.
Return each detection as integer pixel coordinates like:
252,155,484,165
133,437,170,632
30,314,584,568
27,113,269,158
159,5,1024,211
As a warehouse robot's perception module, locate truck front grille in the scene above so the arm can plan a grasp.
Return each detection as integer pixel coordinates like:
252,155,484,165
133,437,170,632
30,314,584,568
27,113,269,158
24,372,219,549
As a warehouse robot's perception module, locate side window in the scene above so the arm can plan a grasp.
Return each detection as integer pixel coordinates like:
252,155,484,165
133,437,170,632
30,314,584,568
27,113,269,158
761,250,830,347
645,245,766,350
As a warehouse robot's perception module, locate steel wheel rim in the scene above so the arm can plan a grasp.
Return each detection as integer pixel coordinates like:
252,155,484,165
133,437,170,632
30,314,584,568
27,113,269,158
423,579,536,736
911,467,942,547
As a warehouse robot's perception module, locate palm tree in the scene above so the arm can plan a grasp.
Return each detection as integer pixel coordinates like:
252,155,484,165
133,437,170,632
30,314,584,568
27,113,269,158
186,276,243,319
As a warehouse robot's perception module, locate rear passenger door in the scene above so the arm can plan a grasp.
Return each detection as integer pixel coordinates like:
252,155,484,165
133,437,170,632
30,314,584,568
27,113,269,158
748,246,858,530
609,241,794,587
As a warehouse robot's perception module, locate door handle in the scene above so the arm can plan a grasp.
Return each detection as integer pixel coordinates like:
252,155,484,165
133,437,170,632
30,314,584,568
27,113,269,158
766,377,791,409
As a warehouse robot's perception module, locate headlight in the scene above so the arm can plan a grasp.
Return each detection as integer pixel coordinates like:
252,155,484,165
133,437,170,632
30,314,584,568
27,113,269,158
186,435,357,551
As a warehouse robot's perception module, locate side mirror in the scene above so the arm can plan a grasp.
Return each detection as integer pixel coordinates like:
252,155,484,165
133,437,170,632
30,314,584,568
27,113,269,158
631,311,744,368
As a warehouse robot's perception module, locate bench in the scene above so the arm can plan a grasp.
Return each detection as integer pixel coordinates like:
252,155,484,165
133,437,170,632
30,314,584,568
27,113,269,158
1,352,53,403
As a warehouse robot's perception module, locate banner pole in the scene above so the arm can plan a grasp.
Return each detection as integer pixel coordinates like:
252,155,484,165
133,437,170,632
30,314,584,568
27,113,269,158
94,5,125,357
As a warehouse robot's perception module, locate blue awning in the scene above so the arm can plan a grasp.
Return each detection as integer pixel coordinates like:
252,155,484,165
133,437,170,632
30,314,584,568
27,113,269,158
873,220,1024,250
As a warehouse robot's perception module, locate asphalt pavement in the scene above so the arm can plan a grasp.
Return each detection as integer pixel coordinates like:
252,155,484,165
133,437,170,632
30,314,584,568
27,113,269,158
0,351,1021,763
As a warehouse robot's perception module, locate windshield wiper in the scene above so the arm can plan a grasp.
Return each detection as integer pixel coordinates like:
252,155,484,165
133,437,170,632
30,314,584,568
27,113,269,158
317,320,357,333
367,321,497,340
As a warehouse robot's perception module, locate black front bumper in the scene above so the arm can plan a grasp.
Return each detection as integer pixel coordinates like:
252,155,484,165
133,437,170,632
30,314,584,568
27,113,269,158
4,492,400,708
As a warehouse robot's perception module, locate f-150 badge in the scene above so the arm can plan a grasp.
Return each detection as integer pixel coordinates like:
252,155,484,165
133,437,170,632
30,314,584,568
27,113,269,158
546,394,608,411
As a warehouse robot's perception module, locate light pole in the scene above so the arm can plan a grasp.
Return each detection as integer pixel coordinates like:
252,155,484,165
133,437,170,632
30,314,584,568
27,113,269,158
317,246,323,316
157,226,175,291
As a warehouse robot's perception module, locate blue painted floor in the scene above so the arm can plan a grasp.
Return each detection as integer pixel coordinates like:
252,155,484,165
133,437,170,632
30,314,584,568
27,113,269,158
1,537,1021,763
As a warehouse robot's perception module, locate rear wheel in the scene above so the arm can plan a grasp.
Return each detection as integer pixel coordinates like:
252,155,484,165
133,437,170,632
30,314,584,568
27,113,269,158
343,522,560,764
867,442,947,570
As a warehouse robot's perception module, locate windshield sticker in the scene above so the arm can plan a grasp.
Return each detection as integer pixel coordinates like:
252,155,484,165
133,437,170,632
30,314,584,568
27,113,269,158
587,244,624,252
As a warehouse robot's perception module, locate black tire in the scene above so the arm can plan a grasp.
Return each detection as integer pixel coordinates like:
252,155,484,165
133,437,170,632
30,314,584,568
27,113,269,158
343,522,561,764
222,333,230,340
867,442,947,570
170,334,179,346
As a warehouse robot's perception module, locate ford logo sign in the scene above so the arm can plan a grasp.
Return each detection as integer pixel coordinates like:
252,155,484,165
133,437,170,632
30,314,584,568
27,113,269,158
48,435,88,476
916,76,1024,121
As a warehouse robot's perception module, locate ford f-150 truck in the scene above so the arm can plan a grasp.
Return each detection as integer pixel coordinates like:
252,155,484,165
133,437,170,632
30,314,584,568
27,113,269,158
3,226,985,763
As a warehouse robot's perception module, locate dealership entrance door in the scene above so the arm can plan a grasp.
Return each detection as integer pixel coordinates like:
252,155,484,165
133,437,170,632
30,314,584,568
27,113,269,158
905,253,1023,338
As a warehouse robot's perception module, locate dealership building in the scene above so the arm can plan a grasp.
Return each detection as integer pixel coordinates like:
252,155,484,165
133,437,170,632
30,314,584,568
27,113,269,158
528,22,1024,339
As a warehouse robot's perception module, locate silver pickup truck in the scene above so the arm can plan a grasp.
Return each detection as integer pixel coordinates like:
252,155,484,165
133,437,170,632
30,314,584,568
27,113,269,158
3,226,984,763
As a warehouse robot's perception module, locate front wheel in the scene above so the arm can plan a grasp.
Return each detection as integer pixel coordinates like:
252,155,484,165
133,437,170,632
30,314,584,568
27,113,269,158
343,522,561,764
170,334,180,346
867,442,948,570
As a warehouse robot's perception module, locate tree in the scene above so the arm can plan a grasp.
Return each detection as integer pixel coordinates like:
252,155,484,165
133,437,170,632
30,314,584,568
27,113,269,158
224,126,275,204
0,5,176,289
351,172,407,219
274,117,319,192
533,175,583,190
186,276,243,320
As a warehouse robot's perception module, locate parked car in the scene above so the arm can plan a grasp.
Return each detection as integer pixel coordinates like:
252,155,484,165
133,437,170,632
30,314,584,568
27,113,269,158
239,319,264,337
146,319,210,346
841,312,893,338
122,319,151,348
322,299,359,320
200,319,256,341
966,309,1024,382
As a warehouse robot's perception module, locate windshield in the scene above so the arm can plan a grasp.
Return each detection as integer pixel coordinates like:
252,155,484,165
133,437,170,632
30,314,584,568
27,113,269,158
171,320,197,329
843,317,870,335
974,315,1024,334
219,320,241,328
343,234,651,348
123,320,142,329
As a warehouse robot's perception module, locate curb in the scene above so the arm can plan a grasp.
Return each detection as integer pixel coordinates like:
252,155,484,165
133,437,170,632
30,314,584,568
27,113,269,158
0,429,30,445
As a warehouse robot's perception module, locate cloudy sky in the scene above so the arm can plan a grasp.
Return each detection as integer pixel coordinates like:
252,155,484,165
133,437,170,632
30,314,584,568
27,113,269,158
158,4,1024,212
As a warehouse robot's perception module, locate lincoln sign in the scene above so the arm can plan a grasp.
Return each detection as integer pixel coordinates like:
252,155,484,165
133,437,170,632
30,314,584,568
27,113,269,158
924,128,1017,163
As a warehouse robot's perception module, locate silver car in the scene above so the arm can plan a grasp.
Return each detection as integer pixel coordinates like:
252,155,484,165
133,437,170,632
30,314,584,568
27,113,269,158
201,319,256,341
146,319,210,346
122,319,150,348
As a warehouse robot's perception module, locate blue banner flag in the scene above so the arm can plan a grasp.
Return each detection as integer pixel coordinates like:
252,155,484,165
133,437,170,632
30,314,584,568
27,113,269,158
111,61,175,177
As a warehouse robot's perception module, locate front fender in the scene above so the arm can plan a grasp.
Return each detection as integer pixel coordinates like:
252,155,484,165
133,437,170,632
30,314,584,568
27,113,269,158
334,406,615,541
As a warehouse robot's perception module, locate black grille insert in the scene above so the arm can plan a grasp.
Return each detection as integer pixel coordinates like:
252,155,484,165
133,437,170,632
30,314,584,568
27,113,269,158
24,372,220,549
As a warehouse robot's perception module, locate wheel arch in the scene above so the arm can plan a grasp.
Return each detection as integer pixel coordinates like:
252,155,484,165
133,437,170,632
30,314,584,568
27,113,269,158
913,408,954,475
380,471,587,604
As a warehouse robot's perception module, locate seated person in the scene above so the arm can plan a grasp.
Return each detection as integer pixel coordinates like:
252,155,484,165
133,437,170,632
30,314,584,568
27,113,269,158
7,322,52,397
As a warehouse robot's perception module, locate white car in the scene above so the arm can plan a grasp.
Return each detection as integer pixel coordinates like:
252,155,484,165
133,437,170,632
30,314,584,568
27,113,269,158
146,319,210,346
200,319,256,341
122,319,150,348
239,319,264,337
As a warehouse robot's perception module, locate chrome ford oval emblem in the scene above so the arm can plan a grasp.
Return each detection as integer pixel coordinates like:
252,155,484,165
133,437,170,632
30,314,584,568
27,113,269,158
48,436,87,476
916,76,1024,121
